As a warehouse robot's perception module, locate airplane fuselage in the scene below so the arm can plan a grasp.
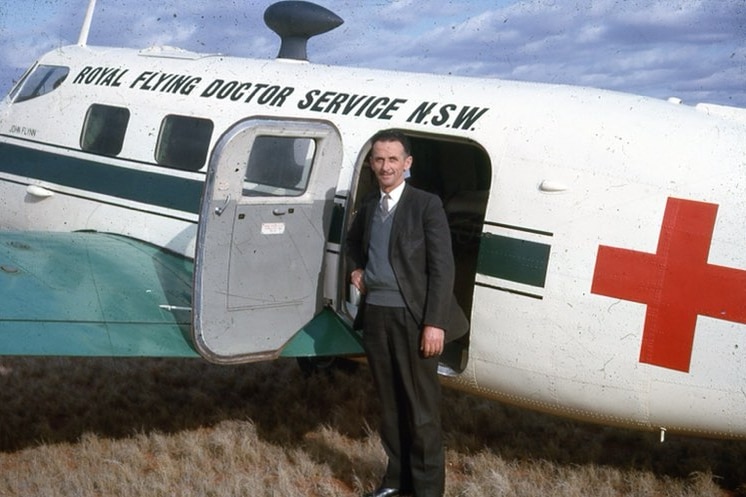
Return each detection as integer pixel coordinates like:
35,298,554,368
2,37,746,439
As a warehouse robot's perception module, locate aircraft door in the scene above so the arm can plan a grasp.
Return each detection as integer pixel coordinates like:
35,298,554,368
193,119,342,364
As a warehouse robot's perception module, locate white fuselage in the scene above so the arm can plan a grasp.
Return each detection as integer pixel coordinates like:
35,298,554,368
2,44,746,438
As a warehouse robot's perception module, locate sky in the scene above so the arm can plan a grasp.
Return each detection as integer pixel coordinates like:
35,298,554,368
0,0,744,107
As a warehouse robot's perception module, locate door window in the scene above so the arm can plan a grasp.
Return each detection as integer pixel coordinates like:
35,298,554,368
243,136,316,197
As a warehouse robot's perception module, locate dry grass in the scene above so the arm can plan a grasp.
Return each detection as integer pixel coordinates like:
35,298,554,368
0,357,744,497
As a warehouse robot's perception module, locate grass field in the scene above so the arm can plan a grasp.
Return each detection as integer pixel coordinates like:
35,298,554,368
1,356,744,496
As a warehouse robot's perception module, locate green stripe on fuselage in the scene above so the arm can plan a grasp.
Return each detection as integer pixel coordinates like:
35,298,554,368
0,141,204,213
477,233,550,288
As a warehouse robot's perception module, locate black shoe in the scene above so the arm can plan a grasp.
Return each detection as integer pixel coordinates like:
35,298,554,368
363,488,400,497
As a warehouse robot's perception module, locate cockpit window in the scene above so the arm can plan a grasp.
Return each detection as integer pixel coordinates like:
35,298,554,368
10,64,69,103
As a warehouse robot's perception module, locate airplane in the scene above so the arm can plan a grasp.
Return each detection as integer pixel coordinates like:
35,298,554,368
1,0,745,441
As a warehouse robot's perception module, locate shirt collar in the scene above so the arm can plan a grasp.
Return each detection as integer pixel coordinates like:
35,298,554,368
380,181,406,209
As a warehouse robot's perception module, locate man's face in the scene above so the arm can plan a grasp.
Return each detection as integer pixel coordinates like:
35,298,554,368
369,139,412,193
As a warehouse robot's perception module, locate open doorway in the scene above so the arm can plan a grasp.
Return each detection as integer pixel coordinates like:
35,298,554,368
346,132,491,374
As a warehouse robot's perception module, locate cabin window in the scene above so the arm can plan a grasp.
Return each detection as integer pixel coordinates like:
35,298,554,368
80,104,130,156
243,136,316,197
155,115,214,171
10,64,69,103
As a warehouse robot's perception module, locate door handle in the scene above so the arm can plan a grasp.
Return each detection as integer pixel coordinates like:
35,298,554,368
214,195,231,216
26,184,55,198
272,208,295,216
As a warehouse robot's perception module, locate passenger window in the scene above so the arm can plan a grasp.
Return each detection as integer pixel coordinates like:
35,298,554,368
155,115,214,171
10,64,69,103
243,136,316,197
80,104,130,156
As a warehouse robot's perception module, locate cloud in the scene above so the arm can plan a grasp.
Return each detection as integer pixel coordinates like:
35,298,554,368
326,0,746,106
0,0,744,107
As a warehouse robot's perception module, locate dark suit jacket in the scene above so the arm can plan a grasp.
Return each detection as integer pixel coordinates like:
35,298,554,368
346,183,469,342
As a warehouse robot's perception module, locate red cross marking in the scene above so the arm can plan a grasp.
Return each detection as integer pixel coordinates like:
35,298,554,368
591,197,746,373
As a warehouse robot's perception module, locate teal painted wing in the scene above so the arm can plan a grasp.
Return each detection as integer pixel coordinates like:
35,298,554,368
0,231,198,357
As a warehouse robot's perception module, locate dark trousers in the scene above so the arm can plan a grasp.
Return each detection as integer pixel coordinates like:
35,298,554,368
363,304,444,497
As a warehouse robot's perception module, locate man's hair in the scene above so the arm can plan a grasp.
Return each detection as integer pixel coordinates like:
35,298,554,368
370,129,412,156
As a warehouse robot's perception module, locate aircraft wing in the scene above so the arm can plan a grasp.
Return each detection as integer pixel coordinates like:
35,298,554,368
0,231,199,357
0,230,364,360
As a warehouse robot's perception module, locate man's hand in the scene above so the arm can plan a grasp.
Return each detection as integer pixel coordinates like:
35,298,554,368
350,268,366,294
420,325,445,358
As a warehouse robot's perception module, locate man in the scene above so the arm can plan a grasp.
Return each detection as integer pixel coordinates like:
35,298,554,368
346,129,467,497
